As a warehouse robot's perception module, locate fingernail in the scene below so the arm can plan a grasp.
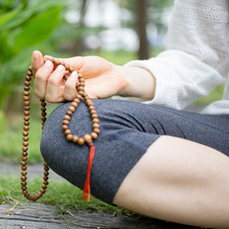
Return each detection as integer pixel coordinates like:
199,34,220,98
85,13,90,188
71,71,77,77
56,64,65,73
44,60,52,69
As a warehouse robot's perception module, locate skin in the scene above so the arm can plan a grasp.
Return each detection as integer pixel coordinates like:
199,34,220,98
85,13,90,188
32,50,229,228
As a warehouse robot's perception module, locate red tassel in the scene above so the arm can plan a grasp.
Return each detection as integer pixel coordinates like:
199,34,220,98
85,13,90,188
82,144,95,202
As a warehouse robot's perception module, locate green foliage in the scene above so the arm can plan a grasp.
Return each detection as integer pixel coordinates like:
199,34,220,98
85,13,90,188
0,0,66,113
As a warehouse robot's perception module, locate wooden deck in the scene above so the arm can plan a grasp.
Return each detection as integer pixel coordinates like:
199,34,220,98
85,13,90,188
0,202,197,229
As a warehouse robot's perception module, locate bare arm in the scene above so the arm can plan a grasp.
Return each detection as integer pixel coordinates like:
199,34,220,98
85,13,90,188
31,50,156,103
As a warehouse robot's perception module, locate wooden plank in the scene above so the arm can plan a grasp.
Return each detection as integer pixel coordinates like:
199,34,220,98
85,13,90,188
0,203,197,229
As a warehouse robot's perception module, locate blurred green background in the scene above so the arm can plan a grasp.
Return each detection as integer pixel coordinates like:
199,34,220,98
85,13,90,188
0,0,223,163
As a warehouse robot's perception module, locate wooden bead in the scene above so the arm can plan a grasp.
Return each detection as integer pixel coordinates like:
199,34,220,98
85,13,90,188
22,151,28,157
90,110,96,115
71,102,78,108
41,107,46,111
92,118,99,123
62,125,68,130
22,190,28,195
89,105,95,110
84,134,92,143
64,115,71,121
66,110,73,116
22,146,28,151
91,132,98,139
66,134,73,141
24,91,29,96
42,184,47,189
24,86,30,91
91,114,98,118
43,176,48,181
21,176,27,181
24,111,30,116
86,100,94,106
24,116,30,121
21,166,27,171
76,94,82,100
22,131,28,136
68,106,75,112
26,75,32,81
41,111,47,116
27,71,33,76
22,152,28,156
79,91,85,96
24,81,31,86
69,66,74,72
78,86,84,91
65,64,70,71
73,98,80,104
44,164,49,171
72,135,79,143
23,136,29,141
21,161,27,166
23,96,29,101
24,121,30,126
22,156,27,161
62,120,69,125
64,129,71,135
78,138,85,145
93,128,100,134
21,186,27,191
21,181,27,186
21,171,27,176
24,101,30,106
54,59,60,65
23,126,29,131
92,123,99,129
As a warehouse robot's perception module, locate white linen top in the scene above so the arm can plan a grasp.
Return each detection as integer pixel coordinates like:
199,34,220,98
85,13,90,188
125,0,229,114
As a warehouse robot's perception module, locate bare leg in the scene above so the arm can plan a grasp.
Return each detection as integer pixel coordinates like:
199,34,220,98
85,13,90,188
113,136,229,228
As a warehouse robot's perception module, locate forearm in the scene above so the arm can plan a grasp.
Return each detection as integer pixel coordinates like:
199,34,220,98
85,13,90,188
116,65,156,100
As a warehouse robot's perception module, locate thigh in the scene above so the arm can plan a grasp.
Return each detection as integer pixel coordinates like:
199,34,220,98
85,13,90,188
97,99,229,155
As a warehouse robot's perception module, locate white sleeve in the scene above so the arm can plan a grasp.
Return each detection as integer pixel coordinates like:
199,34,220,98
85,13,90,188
125,0,229,110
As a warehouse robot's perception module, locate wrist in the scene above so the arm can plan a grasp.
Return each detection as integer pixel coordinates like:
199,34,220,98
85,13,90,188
116,66,156,99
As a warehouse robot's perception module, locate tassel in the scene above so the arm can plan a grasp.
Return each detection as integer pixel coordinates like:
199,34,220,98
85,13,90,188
82,144,95,202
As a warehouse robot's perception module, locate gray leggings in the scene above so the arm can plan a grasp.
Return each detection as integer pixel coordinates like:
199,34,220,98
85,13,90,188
41,99,229,204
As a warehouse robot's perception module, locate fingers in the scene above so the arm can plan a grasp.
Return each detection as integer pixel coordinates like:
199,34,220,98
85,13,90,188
33,51,83,103
64,71,78,100
35,61,79,102
34,60,54,99
31,50,44,75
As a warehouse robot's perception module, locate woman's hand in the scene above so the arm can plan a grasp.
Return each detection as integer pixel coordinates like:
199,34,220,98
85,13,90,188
31,50,155,103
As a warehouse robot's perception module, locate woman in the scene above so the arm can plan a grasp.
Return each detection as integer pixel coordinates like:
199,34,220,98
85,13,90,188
31,0,229,228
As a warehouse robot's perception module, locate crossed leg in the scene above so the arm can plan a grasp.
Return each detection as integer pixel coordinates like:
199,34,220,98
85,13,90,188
113,136,229,228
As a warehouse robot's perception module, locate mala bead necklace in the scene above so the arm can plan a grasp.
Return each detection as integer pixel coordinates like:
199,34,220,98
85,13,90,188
21,57,100,202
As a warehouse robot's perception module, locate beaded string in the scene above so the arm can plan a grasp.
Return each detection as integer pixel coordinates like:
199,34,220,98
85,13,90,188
21,58,100,202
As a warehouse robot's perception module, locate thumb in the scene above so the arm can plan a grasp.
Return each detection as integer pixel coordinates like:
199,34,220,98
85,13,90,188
31,50,44,74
